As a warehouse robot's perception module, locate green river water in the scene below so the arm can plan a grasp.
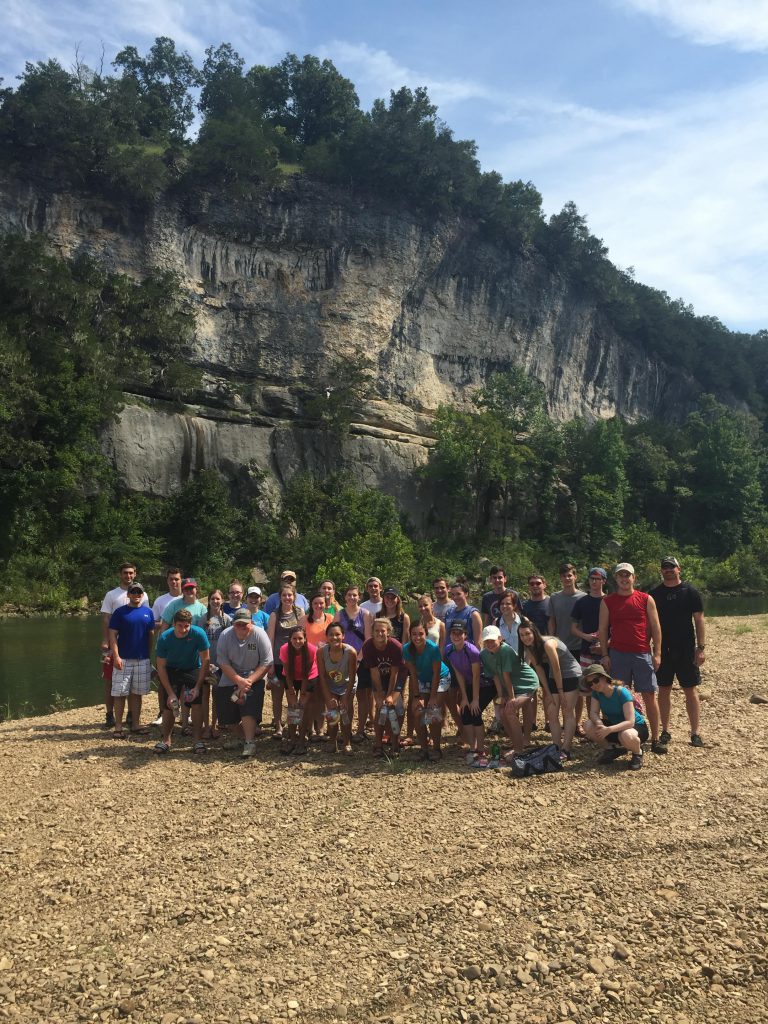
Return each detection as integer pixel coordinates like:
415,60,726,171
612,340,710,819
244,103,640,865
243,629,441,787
1,595,766,718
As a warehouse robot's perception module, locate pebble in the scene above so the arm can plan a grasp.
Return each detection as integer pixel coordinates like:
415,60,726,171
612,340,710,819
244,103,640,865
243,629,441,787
463,965,482,981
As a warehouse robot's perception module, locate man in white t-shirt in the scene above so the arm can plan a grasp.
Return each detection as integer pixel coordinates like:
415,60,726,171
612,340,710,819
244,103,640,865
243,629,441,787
151,567,183,626
99,562,148,727
360,576,383,616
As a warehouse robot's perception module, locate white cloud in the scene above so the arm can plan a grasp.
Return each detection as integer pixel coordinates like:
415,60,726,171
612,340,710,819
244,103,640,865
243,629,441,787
0,0,292,80
322,40,495,109
488,76,768,329
615,0,768,52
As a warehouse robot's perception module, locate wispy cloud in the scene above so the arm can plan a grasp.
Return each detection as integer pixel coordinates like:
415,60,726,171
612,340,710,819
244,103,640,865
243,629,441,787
614,0,768,52
0,0,293,81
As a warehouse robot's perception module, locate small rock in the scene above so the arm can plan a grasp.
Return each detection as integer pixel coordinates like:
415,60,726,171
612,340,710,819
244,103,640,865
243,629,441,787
0,958,12,971
287,1000,299,1010
613,942,630,961
749,693,768,704
463,965,482,981
516,968,534,985
588,957,605,975
600,980,621,993
386,871,399,883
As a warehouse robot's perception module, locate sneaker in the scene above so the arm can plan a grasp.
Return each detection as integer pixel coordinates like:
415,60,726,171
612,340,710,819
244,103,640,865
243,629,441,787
152,715,163,727
690,734,704,747
598,748,624,764
628,752,644,771
466,752,479,766
659,729,672,745
241,740,256,758
651,740,669,755
104,711,115,729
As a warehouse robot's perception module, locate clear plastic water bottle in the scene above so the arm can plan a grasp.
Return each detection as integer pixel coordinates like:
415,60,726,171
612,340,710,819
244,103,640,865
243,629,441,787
378,705,389,726
183,686,196,705
388,707,400,735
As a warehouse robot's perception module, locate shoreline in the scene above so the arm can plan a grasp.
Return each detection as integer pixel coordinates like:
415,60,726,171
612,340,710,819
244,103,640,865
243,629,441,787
0,615,766,1022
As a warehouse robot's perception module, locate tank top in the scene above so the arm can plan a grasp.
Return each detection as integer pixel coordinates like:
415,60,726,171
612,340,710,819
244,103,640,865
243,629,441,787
321,644,355,691
205,612,231,662
424,619,441,645
305,612,333,648
603,591,651,653
273,607,301,664
446,604,478,642
339,607,366,653
542,636,582,678
382,613,405,642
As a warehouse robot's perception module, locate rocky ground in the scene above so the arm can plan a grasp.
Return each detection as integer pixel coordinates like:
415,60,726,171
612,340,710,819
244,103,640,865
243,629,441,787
0,615,766,1024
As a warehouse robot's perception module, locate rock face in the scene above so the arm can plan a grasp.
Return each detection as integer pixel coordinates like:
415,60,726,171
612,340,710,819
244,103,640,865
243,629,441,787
0,175,697,521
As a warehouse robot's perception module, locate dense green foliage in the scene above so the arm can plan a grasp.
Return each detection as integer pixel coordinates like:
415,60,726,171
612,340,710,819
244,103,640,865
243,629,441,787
424,371,768,591
0,38,765,405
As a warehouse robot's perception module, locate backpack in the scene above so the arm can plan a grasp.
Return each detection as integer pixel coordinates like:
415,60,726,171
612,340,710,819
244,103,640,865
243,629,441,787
510,743,563,777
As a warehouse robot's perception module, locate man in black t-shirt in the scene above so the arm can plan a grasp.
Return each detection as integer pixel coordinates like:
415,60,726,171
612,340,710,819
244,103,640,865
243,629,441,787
649,556,706,748
481,566,508,625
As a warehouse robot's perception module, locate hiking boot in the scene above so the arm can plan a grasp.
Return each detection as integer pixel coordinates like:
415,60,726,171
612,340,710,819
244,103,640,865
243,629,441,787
104,711,115,729
628,751,644,771
690,734,704,747
659,729,672,745
598,748,624,764
651,739,668,754
241,740,256,758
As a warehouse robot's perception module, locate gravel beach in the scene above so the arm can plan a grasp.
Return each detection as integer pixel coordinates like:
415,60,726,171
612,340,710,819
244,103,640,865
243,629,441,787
0,615,766,1024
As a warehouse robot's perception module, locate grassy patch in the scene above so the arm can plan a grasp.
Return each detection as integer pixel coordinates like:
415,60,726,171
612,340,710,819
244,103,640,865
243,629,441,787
278,161,303,176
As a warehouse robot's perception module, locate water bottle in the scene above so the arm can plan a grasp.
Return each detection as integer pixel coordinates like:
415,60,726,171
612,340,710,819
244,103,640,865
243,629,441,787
378,705,389,726
491,741,501,761
326,708,340,726
183,686,196,705
388,707,400,735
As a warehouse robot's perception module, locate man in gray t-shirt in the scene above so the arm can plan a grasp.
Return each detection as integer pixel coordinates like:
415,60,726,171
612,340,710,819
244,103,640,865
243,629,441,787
216,612,273,757
548,563,585,654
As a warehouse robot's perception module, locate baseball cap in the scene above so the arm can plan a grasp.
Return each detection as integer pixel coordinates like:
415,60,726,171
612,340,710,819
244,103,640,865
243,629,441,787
614,563,634,575
449,620,468,634
481,625,502,642
127,582,145,593
246,586,262,597
383,587,399,598
181,577,198,589
588,567,607,580
661,556,680,569
232,608,253,623
280,570,297,581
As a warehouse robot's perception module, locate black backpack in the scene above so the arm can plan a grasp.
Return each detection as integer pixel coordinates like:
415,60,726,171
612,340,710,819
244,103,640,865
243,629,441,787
510,743,563,777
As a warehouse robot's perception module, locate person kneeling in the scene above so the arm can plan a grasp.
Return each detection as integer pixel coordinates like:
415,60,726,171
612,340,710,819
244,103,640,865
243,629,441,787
582,664,649,771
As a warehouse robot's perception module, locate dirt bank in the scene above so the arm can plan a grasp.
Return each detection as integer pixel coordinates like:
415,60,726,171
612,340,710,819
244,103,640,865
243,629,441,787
0,616,766,1024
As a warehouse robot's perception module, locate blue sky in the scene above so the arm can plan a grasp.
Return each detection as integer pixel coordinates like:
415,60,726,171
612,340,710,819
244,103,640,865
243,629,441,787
2,0,767,333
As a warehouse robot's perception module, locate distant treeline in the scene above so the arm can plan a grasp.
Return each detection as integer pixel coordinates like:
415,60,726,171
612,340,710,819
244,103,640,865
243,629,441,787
1,237,768,611
0,37,766,409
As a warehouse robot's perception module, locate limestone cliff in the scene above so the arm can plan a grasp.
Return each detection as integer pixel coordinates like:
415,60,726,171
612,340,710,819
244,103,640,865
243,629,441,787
0,175,695,523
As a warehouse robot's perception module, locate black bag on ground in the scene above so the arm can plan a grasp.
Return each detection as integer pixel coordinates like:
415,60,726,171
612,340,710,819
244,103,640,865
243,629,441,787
510,743,563,777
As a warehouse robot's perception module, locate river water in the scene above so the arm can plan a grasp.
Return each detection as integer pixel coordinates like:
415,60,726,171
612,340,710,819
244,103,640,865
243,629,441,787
1,595,767,718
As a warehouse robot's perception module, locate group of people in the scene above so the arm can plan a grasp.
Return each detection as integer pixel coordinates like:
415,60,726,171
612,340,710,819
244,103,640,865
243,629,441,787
100,558,706,771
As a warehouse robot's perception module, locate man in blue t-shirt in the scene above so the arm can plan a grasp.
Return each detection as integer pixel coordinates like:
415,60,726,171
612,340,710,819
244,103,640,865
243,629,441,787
155,609,210,755
108,582,156,736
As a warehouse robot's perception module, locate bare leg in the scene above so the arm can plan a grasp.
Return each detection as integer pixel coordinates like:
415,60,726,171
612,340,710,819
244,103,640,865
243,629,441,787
127,692,141,731
684,687,701,736
104,681,114,718
113,696,126,732
644,692,660,743
658,686,672,733
560,690,579,754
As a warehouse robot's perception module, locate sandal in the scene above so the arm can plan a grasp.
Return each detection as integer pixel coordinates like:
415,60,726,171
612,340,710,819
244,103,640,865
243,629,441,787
112,729,126,738
280,742,295,756
129,727,150,735
416,749,430,762
400,737,414,747
192,741,207,755
272,730,283,741
154,741,170,755
292,744,308,756
351,734,366,744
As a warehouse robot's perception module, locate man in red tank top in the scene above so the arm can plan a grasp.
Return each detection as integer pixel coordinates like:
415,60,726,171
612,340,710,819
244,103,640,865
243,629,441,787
598,562,667,754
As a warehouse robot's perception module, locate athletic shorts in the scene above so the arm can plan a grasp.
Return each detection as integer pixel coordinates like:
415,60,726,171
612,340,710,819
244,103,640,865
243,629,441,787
545,674,581,696
355,663,372,690
460,686,495,727
417,676,450,697
111,658,152,697
608,649,658,694
215,680,264,723
656,651,701,689
167,667,203,706
606,722,649,745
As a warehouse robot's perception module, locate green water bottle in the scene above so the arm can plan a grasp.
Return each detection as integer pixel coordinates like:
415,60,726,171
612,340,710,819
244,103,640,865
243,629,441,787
490,741,500,761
